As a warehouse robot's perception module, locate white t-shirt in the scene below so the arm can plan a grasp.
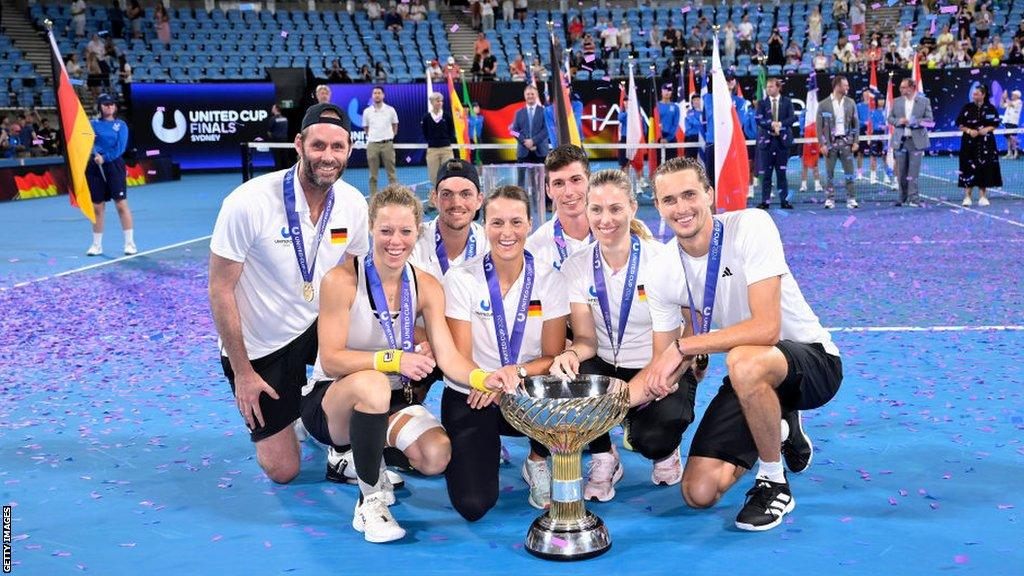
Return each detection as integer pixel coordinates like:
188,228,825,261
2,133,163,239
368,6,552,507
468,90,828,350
443,255,570,394
525,216,593,272
831,96,847,135
409,218,490,280
362,103,399,143
1003,99,1022,125
738,21,754,40
645,210,839,357
562,237,666,369
210,168,369,359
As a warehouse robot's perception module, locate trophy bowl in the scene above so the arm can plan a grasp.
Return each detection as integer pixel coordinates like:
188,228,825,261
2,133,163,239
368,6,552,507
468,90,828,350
500,374,630,561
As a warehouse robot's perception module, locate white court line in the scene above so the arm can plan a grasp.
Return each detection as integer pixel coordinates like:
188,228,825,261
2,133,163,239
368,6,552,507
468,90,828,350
788,237,1024,247
919,171,1024,200
7,235,212,289
828,325,1024,333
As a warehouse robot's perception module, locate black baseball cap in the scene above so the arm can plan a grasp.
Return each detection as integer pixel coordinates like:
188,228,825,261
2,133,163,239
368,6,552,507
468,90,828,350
300,102,351,132
435,158,480,192
98,93,116,105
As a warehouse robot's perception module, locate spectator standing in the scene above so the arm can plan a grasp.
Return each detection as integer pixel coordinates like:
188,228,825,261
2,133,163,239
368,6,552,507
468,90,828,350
363,86,400,195
422,92,456,184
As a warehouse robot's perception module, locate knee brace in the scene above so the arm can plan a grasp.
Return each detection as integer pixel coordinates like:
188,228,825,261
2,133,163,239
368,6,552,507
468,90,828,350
387,404,443,452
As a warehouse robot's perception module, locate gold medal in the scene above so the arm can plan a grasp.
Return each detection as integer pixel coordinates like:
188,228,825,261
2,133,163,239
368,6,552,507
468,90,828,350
302,282,314,302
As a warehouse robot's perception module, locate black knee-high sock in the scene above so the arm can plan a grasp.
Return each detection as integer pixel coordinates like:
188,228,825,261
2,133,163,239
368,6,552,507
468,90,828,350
350,409,388,495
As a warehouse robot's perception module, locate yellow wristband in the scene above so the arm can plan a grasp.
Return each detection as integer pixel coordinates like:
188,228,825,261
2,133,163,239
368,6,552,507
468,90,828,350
373,349,403,373
469,368,491,392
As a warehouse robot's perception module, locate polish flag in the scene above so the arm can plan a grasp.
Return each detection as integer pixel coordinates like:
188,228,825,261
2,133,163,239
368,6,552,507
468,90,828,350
801,72,820,168
911,52,924,95
710,32,749,212
626,63,644,171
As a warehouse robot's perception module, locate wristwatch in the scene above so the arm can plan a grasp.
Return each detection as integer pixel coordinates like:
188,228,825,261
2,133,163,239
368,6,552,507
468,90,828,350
516,364,528,380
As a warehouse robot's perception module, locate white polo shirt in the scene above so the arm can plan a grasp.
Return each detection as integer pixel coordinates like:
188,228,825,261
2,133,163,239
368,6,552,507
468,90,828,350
562,237,666,369
831,96,847,136
525,216,593,272
362,102,399,143
645,209,839,356
443,254,570,394
211,168,370,359
409,218,490,280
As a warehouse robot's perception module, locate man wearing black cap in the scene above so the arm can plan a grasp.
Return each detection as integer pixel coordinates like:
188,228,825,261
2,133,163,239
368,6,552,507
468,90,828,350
208,102,370,485
410,158,488,279
86,93,135,256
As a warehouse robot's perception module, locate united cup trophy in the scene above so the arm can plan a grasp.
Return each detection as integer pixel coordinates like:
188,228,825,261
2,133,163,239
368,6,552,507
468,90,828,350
500,375,630,560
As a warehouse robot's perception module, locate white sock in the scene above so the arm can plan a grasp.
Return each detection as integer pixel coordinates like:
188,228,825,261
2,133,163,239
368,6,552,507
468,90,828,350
124,229,134,244
756,459,786,483
92,232,102,246
780,418,790,442
357,477,383,500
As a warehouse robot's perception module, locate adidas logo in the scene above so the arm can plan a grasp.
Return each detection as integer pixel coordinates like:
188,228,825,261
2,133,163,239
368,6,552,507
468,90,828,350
722,267,733,278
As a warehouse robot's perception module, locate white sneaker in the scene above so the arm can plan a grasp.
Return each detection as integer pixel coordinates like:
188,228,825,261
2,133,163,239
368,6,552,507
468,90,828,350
814,181,824,192
86,243,102,256
823,199,835,209
847,198,859,209
798,182,808,193
123,242,138,255
352,491,406,543
747,185,755,198
869,173,878,184
651,446,683,486
962,196,973,207
583,446,623,502
978,196,990,207
326,447,401,505
293,419,310,443
521,458,552,510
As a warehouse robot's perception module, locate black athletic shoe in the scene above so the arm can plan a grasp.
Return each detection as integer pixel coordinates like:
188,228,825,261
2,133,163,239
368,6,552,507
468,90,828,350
780,201,795,210
735,476,795,531
757,202,770,210
782,411,813,474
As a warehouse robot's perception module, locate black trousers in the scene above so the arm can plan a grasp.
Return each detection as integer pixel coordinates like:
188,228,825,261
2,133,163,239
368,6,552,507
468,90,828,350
442,386,550,522
580,356,698,461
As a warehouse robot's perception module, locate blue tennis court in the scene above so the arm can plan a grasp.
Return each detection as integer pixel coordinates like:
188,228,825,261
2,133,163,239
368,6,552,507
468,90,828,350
1,168,1022,574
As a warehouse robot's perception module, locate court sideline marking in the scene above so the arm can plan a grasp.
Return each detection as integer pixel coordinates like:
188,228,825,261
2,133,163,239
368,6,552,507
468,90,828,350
6,235,212,289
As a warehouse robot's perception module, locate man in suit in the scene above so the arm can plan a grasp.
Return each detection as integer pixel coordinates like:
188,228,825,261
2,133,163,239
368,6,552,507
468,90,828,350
888,78,934,207
816,75,861,209
510,85,550,162
755,77,797,209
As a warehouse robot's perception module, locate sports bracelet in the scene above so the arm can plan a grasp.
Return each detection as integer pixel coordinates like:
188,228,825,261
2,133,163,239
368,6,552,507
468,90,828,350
373,349,403,372
469,368,491,392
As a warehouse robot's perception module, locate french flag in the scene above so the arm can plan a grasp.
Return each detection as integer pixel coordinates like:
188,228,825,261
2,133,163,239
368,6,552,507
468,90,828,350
710,32,749,212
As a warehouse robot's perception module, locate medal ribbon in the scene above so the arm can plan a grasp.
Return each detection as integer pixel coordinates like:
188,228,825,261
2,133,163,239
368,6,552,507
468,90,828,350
593,235,641,366
483,252,535,366
364,256,415,384
678,218,724,337
283,166,335,292
434,221,478,275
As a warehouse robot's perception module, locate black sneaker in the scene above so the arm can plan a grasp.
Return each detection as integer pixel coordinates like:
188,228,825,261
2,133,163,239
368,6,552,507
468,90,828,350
735,476,795,531
782,411,813,473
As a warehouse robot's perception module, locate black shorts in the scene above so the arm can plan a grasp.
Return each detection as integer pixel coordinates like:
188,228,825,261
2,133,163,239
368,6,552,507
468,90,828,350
688,340,843,470
858,130,885,157
221,320,318,442
86,158,128,203
300,366,442,450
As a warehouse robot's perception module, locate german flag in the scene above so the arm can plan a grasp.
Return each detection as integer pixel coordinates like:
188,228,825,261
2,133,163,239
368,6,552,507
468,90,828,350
14,172,59,199
637,284,647,302
126,163,147,186
46,22,95,222
330,227,348,244
527,299,543,317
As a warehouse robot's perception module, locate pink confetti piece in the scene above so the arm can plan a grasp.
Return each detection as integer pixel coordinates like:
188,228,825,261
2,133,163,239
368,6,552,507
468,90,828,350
843,215,857,228
550,536,569,548
280,30,289,38
146,149,161,157
849,34,860,41
681,6,691,13
840,516,853,522
450,24,459,33
210,534,223,542
954,555,969,564
997,504,1015,509
940,5,959,13
778,26,789,33
871,2,881,8
888,497,898,506
263,541,272,548
118,543,136,548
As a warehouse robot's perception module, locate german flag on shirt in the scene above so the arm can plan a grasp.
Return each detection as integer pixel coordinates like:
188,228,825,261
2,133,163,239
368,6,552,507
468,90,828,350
637,284,648,302
527,299,543,317
330,227,348,244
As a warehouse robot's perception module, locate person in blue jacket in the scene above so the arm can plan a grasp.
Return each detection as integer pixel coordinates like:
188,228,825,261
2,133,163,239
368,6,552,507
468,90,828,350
468,102,484,164
86,93,135,256
657,84,681,159
684,93,705,161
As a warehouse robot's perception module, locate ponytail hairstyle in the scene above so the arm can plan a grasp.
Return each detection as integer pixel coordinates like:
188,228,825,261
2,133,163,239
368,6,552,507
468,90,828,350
587,168,651,240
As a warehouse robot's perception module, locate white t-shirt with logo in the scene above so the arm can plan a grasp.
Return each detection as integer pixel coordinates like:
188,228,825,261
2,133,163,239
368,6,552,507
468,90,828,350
525,216,593,272
409,218,490,280
645,209,839,356
562,237,666,369
443,254,570,394
211,168,369,359
362,103,399,143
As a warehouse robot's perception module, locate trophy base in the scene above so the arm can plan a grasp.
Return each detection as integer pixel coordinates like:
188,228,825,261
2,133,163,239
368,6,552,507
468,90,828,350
524,511,611,561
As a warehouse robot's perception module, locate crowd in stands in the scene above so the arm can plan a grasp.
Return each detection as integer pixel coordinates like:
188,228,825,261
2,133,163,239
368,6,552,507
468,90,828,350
0,111,58,159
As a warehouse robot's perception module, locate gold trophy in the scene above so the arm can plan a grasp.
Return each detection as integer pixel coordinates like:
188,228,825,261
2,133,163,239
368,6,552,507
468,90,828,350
500,375,630,560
